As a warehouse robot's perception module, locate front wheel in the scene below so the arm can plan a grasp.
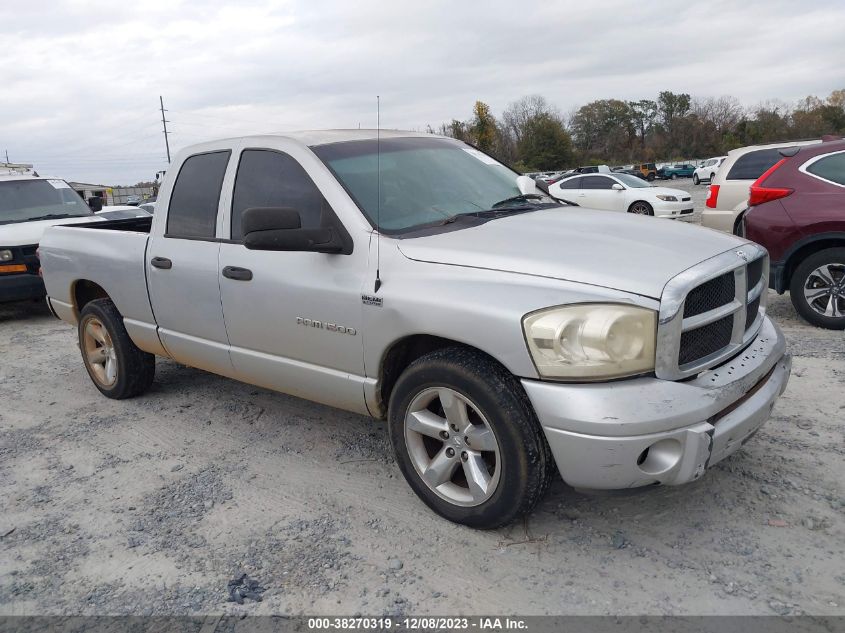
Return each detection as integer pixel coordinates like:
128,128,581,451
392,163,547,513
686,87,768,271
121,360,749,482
628,201,654,216
789,248,845,329
388,347,553,529
78,298,156,398
692,174,700,185
670,173,677,180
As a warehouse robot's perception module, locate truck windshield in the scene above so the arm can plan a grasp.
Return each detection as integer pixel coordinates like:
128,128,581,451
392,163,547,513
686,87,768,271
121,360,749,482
313,137,535,234
0,179,93,225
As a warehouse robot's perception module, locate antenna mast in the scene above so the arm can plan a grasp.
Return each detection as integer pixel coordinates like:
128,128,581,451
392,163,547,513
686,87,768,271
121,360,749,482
374,95,382,293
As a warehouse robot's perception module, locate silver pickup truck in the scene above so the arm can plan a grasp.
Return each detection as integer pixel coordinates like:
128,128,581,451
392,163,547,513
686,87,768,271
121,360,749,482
40,130,791,528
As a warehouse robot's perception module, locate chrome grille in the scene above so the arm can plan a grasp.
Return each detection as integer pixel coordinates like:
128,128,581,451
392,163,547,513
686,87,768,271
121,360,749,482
655,244,769,380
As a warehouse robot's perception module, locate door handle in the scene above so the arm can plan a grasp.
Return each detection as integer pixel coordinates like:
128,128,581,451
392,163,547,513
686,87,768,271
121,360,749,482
222,266,253,281
150,257,172,269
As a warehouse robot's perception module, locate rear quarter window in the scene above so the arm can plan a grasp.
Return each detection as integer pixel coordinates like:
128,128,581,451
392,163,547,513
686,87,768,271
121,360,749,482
806,152,845,186
726,148,788,180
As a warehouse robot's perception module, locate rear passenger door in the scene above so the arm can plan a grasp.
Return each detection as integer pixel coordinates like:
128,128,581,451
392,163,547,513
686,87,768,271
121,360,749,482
147,146,237,376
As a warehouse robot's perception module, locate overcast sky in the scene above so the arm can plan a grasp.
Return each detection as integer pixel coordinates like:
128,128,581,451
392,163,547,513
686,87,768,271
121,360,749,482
1,0,843,185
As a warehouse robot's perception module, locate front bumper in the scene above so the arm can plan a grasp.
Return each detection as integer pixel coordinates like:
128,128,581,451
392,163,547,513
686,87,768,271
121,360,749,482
522,316,790,490
653,200,695,219
0,273,46,303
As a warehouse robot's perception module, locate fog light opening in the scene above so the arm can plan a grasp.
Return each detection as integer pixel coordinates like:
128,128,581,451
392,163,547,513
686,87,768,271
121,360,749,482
637,438,683,476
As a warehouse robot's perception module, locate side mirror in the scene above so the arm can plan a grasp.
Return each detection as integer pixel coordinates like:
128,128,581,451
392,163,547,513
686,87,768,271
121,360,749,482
88,196,103,212
242,207,345,253
611,183,624,191
516,175,538,195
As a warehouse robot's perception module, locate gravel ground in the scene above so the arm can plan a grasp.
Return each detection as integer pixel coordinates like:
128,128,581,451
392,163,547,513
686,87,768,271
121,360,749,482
1,184,843,616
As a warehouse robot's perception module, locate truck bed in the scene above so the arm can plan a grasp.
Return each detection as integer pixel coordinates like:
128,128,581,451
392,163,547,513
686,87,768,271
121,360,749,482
39,218,156,328
71,215,153,233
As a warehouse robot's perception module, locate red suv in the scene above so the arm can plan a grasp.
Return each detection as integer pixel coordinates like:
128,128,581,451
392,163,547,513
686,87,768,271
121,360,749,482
742,138,845,329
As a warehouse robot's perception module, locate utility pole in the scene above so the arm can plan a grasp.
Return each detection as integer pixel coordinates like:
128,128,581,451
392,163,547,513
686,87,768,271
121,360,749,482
4,149,8,163
159,96,171,164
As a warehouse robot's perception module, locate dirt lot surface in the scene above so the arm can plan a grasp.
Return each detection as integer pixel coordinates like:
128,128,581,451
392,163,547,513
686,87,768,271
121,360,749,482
1,183,843,616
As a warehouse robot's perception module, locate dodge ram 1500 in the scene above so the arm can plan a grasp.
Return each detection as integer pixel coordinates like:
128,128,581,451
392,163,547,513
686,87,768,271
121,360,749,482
39,130,791,528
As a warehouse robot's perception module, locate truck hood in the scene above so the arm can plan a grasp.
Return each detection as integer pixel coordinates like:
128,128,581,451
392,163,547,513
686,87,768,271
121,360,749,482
0,215,101,247
397,207,747,299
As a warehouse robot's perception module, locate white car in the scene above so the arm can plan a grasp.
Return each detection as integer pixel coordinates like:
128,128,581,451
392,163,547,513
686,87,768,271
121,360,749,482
692,156,726,185
549,172,693,218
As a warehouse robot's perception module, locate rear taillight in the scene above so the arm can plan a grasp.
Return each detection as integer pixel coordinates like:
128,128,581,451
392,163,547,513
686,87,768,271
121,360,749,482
705,184,719,208
748,159,793,206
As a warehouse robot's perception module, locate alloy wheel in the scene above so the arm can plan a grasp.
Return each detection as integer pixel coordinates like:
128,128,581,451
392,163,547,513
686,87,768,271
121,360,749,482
803,263,845,318
630,202,651,215
82,316,117,387
404,387,501,507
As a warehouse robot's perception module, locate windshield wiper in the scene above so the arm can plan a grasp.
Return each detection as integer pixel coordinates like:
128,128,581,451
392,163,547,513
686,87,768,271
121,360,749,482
436,204,537,226
492,192,578,208
490,193,547,208
2,213,88,224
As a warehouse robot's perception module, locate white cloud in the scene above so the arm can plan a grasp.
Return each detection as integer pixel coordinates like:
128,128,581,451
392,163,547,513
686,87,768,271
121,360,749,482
1,0,843,183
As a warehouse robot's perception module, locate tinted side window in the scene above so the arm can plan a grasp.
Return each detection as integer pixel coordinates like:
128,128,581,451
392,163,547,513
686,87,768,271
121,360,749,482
581,175,614,190
231,150,330,240
726,148,786,180
166,151,230,238
559,177,581,189
807,152,845,186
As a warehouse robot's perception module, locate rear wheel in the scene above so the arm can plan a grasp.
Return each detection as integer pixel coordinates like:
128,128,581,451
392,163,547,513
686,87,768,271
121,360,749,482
388,347,553,529
628,201,654,216
78,299,156,398
693,174,700,185
789,248,845,330
647,173,655,181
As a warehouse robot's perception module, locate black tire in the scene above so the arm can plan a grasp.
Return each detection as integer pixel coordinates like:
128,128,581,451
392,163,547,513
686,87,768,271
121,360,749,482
628,201,654,216
693,174,700,185
647,173,655,181
789,248,845,330
670,173,677,180
388,347,554,529
78,298,156,398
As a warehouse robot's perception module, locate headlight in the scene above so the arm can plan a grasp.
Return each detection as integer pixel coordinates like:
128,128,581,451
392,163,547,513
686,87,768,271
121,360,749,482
0,249,13,262
523,304,656,380
656,194,678,201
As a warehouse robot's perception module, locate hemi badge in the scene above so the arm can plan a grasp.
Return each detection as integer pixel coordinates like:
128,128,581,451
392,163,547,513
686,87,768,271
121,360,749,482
362,294,383,307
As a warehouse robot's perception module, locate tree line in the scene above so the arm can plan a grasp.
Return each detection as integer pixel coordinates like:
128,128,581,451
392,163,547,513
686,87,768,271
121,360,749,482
432,89,845,172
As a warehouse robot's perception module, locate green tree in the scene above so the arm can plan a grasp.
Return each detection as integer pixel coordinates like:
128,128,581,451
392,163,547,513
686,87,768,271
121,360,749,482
517,113,573,171
628,99,657,150
470,101,498,153
657,91,691,150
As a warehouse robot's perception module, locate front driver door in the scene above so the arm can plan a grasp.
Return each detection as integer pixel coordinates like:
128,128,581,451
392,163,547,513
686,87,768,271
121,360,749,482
218,145,370,414
579,175,625,212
